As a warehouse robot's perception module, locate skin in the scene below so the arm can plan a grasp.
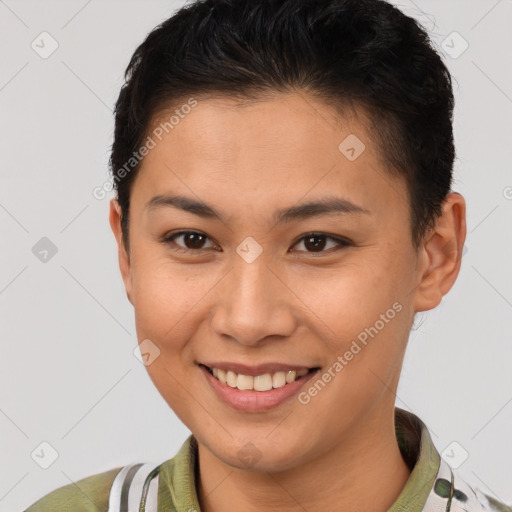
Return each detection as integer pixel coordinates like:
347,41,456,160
109,91,466,512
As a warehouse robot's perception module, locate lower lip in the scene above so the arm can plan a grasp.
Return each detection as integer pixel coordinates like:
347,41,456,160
199,365,319,412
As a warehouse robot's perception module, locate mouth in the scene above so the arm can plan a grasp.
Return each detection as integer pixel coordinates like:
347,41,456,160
199,363,320,392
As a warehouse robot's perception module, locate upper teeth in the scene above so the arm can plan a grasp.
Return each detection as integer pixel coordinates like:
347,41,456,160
211,367,309,391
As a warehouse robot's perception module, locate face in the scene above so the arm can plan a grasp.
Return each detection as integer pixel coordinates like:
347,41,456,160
110,92,442,471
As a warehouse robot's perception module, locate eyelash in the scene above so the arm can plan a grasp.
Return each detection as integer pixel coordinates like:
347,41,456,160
160,230,352,255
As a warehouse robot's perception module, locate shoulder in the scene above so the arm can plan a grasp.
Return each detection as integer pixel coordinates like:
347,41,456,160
23,466,123,512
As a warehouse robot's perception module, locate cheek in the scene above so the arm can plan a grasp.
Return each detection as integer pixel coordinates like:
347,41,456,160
129,255,220,351
129,261,209,422
295,285,408,437
290,252,411,392
293,256,406,333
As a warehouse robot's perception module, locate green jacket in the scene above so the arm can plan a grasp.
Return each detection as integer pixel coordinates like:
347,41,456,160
24,408,511,511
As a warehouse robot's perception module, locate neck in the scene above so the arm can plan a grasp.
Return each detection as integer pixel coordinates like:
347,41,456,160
196,405,412,512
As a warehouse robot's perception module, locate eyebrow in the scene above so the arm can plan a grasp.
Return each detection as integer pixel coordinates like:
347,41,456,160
145,194,371,224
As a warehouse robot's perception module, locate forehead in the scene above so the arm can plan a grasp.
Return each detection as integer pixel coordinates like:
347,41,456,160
130,92,408,223
149,92,364,167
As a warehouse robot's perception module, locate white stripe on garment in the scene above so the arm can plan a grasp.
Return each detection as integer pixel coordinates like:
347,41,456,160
127,463,160,512
108,465,133,512
144,473,160,512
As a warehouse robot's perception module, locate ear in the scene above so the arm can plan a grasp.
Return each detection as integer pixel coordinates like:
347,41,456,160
109,198,134,306
412,192,467,312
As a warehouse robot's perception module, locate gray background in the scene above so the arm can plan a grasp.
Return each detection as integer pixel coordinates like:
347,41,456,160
1,0,511,510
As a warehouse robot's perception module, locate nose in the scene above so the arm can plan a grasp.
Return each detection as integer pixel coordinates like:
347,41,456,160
210,253,297,347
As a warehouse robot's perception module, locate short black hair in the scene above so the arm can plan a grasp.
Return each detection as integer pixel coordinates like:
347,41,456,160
110,0,455,251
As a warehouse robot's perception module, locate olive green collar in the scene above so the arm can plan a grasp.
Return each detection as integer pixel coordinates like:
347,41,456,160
158,407,440,512
390,408,441,511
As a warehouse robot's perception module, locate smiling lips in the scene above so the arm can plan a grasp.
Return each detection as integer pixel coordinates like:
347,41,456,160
200,363,318,392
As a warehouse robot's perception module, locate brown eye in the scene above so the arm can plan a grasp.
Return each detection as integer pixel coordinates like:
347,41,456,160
162,231,216,252
291,233,351,254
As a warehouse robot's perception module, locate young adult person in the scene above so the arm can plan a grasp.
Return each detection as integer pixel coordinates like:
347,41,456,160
24,0,511,510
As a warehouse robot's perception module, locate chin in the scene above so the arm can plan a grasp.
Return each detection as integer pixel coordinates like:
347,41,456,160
202,429,312,473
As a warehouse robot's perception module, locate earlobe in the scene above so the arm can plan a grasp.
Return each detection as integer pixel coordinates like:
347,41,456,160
413,192,467,312
109,198,134,306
